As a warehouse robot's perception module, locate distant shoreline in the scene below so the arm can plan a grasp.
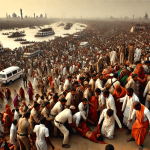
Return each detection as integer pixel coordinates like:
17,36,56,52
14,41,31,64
0,18,58,30
0,18,150,30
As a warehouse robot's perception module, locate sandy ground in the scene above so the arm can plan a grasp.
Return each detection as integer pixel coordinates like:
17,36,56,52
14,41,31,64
1,75,150,150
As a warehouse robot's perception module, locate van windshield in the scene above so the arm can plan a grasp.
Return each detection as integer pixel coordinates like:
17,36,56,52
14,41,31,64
0,74,6,78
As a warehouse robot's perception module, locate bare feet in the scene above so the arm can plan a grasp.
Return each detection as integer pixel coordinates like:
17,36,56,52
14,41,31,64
126,137,135,142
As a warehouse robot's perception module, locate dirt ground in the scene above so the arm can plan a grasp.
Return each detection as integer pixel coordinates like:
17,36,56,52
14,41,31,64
1,75,150,150
49,127,150,150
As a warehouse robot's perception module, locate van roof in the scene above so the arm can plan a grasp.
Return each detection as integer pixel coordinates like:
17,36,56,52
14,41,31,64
0,66,20,74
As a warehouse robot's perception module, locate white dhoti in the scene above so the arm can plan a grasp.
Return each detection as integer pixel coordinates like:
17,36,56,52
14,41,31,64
36,140,47,150
101,123,115,140
123,116,135,130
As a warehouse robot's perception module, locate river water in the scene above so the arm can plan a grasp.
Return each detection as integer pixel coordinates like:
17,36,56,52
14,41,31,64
0,22,87,49
0,22,87,111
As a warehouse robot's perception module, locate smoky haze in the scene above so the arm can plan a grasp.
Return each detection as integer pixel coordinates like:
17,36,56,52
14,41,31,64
0,0,150,19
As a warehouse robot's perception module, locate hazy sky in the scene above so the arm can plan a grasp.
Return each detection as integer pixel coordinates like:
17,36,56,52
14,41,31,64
0,0,150,18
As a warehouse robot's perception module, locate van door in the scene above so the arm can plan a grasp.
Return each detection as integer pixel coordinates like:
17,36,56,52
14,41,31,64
7,72,12,82
17,68,22,78
12,70,17,80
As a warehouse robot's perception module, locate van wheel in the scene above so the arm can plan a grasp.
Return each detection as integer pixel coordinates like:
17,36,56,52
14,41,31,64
19,75,22,78
9,80,12,85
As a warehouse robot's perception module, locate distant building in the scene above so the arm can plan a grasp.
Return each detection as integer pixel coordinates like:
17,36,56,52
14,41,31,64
12,13,17,18
20,9,23,19
45,14,47,18
40,14,43,18
144,13,148,19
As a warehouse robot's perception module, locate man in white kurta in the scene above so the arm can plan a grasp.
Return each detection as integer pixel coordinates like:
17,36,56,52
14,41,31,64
33,118,54,150
97,92,106,114
63,76,72,91
84,84,93,101
63,67,66,76
110,50,117,66
95,74,104,91
78,98,89,121
103,90,117,114
98,109,122,139
89,74,97,94
125,74,139,97
72,112,82,127
104,73,120,94
65,89,76,107
10,120,19,150
143,81,150,109
118,88,139,130
72,112,82,133
134,47,141,62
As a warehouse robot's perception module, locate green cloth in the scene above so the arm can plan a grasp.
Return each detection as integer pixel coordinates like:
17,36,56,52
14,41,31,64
120,74,128,87
117,70,122,77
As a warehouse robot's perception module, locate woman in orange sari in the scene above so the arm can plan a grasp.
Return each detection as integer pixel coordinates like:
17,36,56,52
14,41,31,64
112,85,126,118
3,104,13,131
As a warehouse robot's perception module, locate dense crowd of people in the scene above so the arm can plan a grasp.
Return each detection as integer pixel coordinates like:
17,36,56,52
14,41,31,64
0,20,150,150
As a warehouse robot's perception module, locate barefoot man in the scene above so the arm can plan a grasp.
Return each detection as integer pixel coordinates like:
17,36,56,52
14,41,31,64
127,102,150,150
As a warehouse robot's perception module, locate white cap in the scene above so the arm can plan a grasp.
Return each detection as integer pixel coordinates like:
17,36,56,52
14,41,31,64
70,105,76,110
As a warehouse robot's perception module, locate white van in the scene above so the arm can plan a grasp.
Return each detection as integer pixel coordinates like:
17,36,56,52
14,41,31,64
0,66,23,84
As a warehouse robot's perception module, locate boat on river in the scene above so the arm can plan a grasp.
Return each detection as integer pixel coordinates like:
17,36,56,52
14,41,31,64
34,28,55,37
8,31,26,38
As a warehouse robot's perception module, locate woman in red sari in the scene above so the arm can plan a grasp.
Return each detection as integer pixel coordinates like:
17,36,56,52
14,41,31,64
48,75,53,86
27,87,33,100
28,81,33,91
88,88,100,124
112,85,126,118
19,87,25,99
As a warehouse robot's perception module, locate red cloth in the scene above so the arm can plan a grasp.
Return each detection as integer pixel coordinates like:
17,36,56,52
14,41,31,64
115,65,121,73
89,96,99,124
27,88,33,100
19,88,25,99
79,121,99,143
90,131,99,143
79,121,90,137
49,76,53,86
112,85,126,118
0,91,4,99
109,66,113,73
28,82,33,91
134,64,145,79
134,64,146,103
131,104,149,146
5,104,13,124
